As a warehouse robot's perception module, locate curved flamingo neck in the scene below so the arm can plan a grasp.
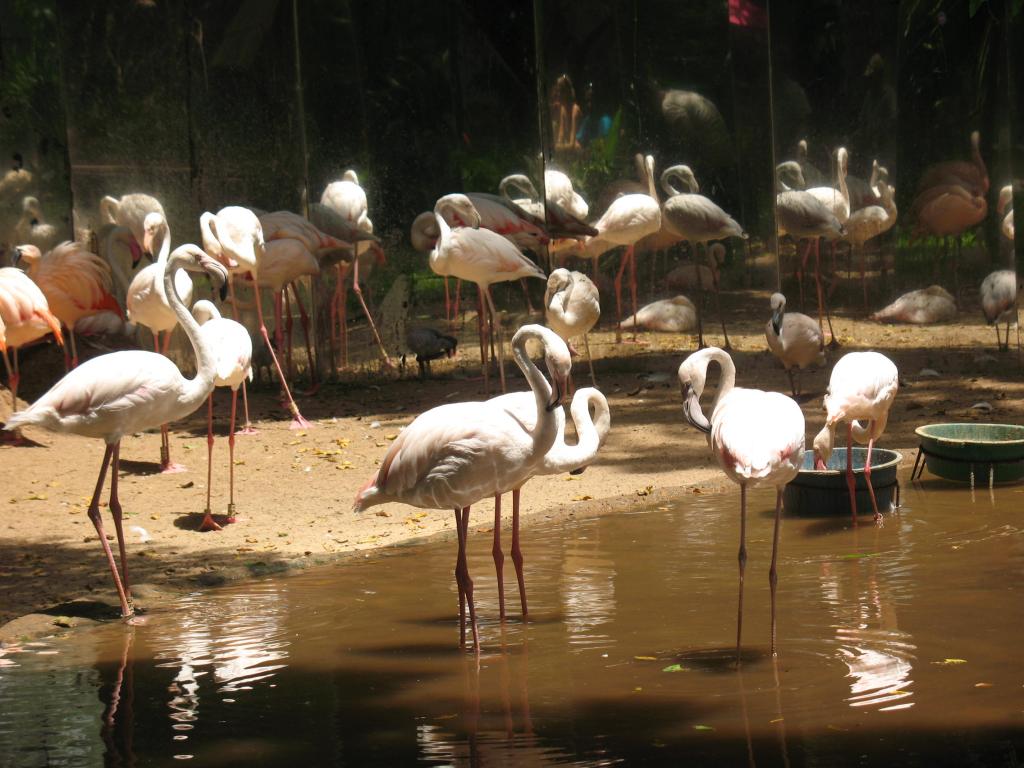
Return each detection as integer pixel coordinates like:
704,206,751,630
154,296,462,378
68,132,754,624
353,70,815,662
430,206,453,274
701,348,737,417
836,149,849,205
510,327,557,450
549,390,609,472
163,249,216,410
500,175,539,204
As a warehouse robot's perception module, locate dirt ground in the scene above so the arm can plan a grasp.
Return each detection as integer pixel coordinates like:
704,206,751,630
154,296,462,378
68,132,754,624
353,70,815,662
2,284,1022,638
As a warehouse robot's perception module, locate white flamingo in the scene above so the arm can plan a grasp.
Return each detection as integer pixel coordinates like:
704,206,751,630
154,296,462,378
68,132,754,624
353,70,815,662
620,296,697,333
353,324,571,652
678,346,805,658
845,176,897,310
544,268,600,386
583,154,662,341
429,193,546,393
14,196,59,251
869,285,956,325
485,386,610,617
4,247,229,617
200,205,309,429
765,292,825,398
127,239,198,473
980,270,1020,352
100,193,169,264
813,351,899,524
192,300,253,532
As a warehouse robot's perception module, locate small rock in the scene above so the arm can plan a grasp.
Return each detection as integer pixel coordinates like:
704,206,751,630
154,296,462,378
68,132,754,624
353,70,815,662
369,421,381,429
918,368,940,378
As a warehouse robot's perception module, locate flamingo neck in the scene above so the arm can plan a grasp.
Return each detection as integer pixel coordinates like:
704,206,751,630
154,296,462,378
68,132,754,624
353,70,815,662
836,151,849,205
511,328,557,452
704,348,737,417
163,251,216,411
544,390,608,473
430,207,453,274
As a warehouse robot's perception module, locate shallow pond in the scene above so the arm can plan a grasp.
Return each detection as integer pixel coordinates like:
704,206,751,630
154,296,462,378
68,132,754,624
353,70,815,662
1,478,1023,766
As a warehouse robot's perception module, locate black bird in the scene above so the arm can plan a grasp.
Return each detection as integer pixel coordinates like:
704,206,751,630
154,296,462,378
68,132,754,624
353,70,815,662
404,327,458,379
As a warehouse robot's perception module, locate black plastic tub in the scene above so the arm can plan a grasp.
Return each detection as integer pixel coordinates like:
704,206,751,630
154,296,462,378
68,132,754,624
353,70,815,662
783,447,902,517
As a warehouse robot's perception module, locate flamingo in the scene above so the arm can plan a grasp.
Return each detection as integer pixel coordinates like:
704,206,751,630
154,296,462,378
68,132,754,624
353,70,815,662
14,196,59,252
776,185,846,343
917,130,989,196
870,285,956,325
498,174,596,241
812,351,899,524
353,324,571,652
14,242,122,369
765,292,825,398
844,177,897,310
620,296,698,333
485,386,611,618
665,242,724,293
127,235,196,473
678,346,805,658
200,205,309,429
582,154,662,341
4,246,229,618
100,193,169,265
429,193,546,393
802,147,851,331
911,184,987,294
192,300,253,532
980,270,1020,352
318,173,393,368
659,164,746,348
997,184,1014,241
0,266,64,411
544,268,600,386
544,169,589,220
256,237,321,380
796,139,829,188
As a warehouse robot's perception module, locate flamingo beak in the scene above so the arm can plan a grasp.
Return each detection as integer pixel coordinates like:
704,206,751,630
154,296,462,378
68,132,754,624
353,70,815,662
546,374,566,411
681,383,711,434
814,456,827,471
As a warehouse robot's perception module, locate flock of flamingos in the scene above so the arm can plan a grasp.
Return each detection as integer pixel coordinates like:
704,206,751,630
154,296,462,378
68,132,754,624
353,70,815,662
0,130,1019,658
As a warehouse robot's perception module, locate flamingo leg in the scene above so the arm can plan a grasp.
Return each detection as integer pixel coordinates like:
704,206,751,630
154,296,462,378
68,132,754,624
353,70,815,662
227,280,256,434
520,278,535,314
786,368,798,399
510,487,527,617
351,256,393,368
694,243,707,348
453,279,463,326
88,443,132,618
863,424,881,522
813,241,826,340
846,423,858,525
482,285,507,393
158,423,185,474
629,244,640,341
709,245,731,348
769,487,783,656
254,281,310,429
797,239,812,308
339,265,350,368
108,442,130,602
455,505,479,653
736,483,747,663
2,348,18,413
274,289,285,364
476,286,489,394
228,388,238,520
290,282,317,386
493,494,506,620
455,507,466,648
583,332,596,387
161,329,172,356
284,287,295,380
444,276,451,323
200,394,221,532
613,248,630,342
859,245,868,312
330,269,341,361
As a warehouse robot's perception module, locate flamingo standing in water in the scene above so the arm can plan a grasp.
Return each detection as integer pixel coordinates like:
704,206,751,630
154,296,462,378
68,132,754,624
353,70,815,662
0,266,64,412
353,324,571,652
583,154,662,341
813,351,899,524
485,386,610,618
200,206,309,429
4,247,229,617
544,268,600,387
192,300,253,532
678,347,805,658
429,194,546,393
14,242,121,369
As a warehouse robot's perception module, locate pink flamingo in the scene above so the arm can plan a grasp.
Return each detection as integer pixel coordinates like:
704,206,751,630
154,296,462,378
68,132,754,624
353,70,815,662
14,242,122,369
679,346,805,658
0,266,64,411
100,193,169,265
200,206,310,429
813,351,899,524
4,247,229,617
192,300,253,532
354,324,571,652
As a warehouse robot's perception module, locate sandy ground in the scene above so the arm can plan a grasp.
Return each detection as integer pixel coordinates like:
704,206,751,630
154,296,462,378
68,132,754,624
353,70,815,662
2,285,1022,639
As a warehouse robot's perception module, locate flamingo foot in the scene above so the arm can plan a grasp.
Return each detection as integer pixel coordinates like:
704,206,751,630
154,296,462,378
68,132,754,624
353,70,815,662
827,337,841,350
198,512,223,532
814,458,827,470
236,425,259,436
290,413,312,430
160,462,188,475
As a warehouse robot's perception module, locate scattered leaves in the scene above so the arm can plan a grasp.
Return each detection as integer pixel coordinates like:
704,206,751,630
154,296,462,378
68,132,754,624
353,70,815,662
932,658,967,666
24,493,47,501
662,664,689,673
633,655,657,661
636,486,653,497
693,725,715,732
572,494,593,502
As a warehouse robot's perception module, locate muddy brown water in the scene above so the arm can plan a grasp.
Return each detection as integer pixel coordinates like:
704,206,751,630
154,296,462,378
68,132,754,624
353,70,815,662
1,479,1022,766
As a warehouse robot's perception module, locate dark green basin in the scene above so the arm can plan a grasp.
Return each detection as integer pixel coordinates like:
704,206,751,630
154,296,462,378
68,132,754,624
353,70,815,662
783,448,902,516
914,423,1024,483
